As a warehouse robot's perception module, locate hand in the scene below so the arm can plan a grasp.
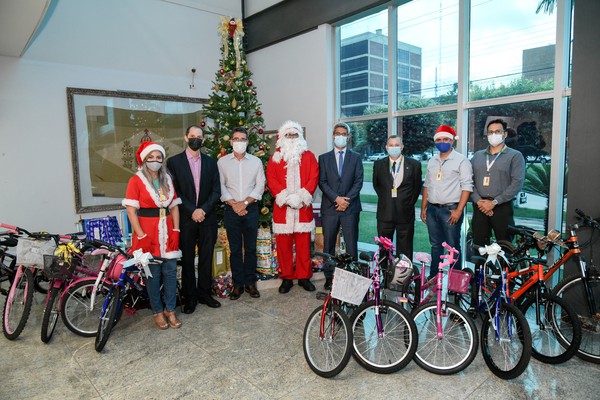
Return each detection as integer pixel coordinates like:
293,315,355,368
192,208,205,223
168,230,180,250
231,201,246,215
447,208,463,224
335,196,350,212
477,200,495,216
420,208,427,223
137,234,153,253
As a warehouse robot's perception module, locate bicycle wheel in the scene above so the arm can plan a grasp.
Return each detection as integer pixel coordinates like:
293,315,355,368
303,303,352,378
351,299,418,374
552,274,600,363
520,292,582,364
34,273,50,294
40,286,61,343
2,267,34,340
412,301,478,375
95,286,121,352
481,302,532,380
61,279,112,337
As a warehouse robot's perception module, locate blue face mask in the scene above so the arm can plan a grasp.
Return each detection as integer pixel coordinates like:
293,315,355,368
435,142,452,153
387,147,402,158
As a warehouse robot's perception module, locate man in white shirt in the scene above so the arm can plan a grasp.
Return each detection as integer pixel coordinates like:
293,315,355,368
217,127,266,300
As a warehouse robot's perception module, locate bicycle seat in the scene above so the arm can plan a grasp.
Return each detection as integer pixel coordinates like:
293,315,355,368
0,236,18,247
414,252,432,264
470,255,486,266
359,251,373,262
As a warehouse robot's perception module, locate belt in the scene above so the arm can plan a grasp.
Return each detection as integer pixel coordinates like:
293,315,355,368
137,207,170,217
429,203,458,208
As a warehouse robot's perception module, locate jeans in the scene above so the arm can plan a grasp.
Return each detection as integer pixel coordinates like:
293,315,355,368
426,203,463,278
146,258,178,314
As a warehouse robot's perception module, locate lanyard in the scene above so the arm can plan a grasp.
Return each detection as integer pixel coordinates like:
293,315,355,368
485,146,506,172
390,156,403,179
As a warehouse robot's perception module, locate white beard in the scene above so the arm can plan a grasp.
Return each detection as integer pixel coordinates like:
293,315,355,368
276,137,308,165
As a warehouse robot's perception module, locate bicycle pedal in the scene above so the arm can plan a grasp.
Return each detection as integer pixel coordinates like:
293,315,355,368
315,291,328,300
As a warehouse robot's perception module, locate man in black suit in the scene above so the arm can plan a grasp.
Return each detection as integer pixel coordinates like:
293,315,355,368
373,135,422,260
166,125,221,313
318,123,364,289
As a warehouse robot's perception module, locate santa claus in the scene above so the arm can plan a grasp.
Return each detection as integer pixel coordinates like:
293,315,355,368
267,120,319,293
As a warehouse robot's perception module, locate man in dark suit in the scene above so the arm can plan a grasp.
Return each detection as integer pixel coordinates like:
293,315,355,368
373,135,422,260
166,125,221,313
318,122,364,289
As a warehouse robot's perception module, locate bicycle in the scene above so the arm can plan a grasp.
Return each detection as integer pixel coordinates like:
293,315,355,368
351,237,418,374
0,231,18,296
302,252,362,378
408,242,479,375
471,243,532,379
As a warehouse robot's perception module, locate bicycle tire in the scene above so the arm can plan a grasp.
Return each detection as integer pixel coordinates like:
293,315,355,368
303,303,352,378
520,292,582,364
61,279,112,337
412,301,479,375
40,286,61,343
552,274,600,363
350,299,418,374
34,273,50,294
2,267,34,340
95,285,121,352
480,302,532,379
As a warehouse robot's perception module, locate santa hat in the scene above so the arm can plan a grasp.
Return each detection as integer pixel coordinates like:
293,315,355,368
434,125,458,141
277,120,304,139
136,142,165,166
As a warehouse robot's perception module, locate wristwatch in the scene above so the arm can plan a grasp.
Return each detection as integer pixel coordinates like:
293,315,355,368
244,200,249,206
492,199,499,206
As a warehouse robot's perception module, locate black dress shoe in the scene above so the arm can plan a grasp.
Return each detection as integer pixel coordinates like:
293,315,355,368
279,279,293,294
230,287,243,301
245,284,260,298
198,295,221,308
182,300,196,314
298,279,316,292
324,277,333,290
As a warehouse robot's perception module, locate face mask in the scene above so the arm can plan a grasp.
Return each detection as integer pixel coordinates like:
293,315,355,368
435,142,452,153
387,147,402,158
334,136,347,148
487,133,504,147
146,161,162,172
232,141,247,154
188,137,203,151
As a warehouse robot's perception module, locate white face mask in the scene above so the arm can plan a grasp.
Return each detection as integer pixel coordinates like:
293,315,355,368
232,141,247,154
387,146,402,158
487,133,505,147
334,135,348,148
146,161,162,172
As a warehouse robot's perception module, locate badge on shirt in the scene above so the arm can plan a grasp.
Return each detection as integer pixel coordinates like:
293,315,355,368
391,188,397,198
436,171,442,181
483,176,490,187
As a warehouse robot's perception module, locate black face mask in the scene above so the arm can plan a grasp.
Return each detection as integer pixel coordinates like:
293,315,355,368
188,137,203,151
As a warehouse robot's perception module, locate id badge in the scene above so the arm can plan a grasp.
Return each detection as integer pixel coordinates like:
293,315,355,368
483,176,490,187
391,188,397,198
159,208,166,219
436,171,442,181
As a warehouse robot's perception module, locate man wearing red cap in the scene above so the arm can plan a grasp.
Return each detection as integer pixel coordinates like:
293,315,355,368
267,120,319,293
421,125,473,278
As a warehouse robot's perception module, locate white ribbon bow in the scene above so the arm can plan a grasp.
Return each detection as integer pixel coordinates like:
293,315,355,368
122,249,154,277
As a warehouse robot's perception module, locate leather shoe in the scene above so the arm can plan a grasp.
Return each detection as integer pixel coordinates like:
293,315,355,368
182,299,196,314
245,284,260,298
230,286,243,301
198,295,221,308
324,277,333,290
298,279,316,292
279,279,293,294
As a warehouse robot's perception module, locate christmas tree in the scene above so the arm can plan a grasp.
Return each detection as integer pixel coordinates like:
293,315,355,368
202,16,274,226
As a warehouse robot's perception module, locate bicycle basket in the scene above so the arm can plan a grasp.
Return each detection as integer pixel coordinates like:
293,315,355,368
386,254,413,291
43,255,75,280
447,268,472,294
331,267,371,305
16,237,56,268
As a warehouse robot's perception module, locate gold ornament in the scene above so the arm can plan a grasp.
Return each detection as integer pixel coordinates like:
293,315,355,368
231,99,237,108
223,135,230,141
261,207,269,215
224,122,229,127
238,120,243,126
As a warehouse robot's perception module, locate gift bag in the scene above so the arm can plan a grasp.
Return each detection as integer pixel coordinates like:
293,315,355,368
84,216,123,246
16,237,56,267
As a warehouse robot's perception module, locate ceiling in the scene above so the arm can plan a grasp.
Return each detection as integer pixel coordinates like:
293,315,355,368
0,0,50,57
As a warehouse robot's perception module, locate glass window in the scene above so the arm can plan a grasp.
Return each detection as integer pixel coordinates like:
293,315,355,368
341,57,368,75
397,0,459,109
341,89,368,106
370,41,384,57
341,40,368,58
370,73,384,89
341,73,368,90
370,57,383,73
470,0,557,100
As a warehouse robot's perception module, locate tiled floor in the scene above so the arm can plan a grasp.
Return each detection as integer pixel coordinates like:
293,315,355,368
1,275,599,400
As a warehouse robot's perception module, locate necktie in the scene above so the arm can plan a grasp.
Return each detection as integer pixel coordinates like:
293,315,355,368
392,161,396,175
338,151,344,176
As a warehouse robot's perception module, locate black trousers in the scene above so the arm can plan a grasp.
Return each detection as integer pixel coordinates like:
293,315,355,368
471,201,514,247
224,203,259,287
376,219,415,261
180,220,217,301
322,212,360,279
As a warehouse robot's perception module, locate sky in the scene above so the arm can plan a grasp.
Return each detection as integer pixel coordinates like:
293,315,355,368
340,0,559,97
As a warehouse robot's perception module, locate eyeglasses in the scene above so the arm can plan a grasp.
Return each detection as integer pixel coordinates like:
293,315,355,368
487,130,505,135
231,138,248,142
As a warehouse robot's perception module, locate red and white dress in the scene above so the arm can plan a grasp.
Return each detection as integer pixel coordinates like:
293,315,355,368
122,171,182,259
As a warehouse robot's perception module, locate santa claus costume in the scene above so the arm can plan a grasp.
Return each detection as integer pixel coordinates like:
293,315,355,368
267,120,319,293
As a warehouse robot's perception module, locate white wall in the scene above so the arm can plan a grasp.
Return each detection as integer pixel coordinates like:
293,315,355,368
247,24,335,157
0,0,241,233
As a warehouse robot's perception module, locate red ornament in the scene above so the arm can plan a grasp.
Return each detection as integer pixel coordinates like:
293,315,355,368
219,69,225,74
246,80,253,86
215,133,220,137
200,121,206,127
258,129,264,134
228,18,237,38
253,90,257,95
256,111,262,116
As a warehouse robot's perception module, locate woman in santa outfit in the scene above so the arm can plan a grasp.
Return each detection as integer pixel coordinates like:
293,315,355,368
122,142,183,330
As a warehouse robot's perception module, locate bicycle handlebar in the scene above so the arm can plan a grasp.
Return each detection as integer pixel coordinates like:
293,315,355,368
440,242,459,266
312,251,336,260
575,208,600,230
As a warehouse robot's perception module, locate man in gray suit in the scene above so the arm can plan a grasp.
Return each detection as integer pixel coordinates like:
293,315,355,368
373,135,422,260
318,123,364,289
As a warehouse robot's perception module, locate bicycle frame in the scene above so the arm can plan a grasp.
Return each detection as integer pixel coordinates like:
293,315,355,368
100,264,148,320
